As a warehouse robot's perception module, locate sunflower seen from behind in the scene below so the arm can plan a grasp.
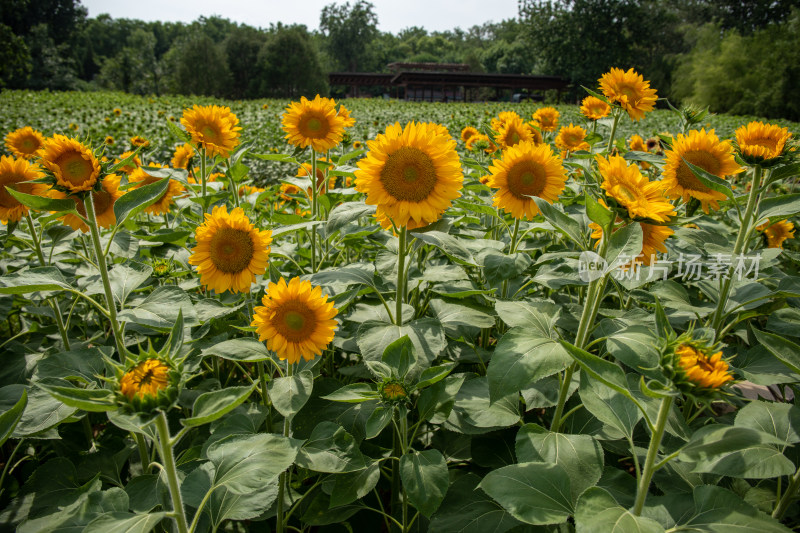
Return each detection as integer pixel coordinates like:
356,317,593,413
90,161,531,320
128,164,185,215
355,122,463,228
252,277,338,364
487,141,567,220
49,173,125,232
758,219,795,249
181,104,241,159
597,154,675,222
282,95,346,153
598,68,658,121
37,134,100,193
5,127,45,160
188,205,272,294
0,156,45,224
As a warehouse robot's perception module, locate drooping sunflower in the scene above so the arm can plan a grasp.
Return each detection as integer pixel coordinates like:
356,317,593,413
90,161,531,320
661,129,743,213
597,154,676,222
735,121,792,164
251,277,339,364
282,95,346,153
532,107,559,132
5,127,45,160
115,151,141,175
487,141,567,220
37,135,100,193
494,116,534,150
355,122,463,228
555,124,590,152
171,143,194,169
0,156,45,224
128,164,185,215
49,173,125,232
460,126,480,143
188,205,272,294
338,105,356,128
180,104,242,158
580,96,611,120
757,219,795,249
598,68,658,121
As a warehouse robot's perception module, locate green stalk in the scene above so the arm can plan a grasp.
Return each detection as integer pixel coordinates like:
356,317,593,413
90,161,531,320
276,362,294,533
200,146,208,212
84,192,127,361
632,396,674,515
134,432,151,475
395,226,408,326
501,218,521,300
606,108,622,152
0,439,24,499
154,412,189,533
390,406,409,532
773,465,800,520
310,151,318,272
709,165,763,338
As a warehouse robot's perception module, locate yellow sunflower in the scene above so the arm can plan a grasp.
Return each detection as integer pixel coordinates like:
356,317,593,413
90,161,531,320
130,136,149,148
251,276,339,364
238,184,266,197
338,105,356,128
280,182,301,201
353,141,363,150
639,222,674,265
49,174,125,232
675,343,733,389
0,156,45,224
757,220,795,248
661,129,743,213
532,107,560,132
580,96,611,120
188,205,272,294
5,127,45,160
490,111,521,132
494,116,534,150
598,68,658,121
374,206,430,232
171,143,194,169
180,104,242,158
526,123,544,144
104,136,115,146
113,108,122,116
629,134,650,169
555,124,590,152
487,141,567,220
128,164,185,215
282,95,346,153
37,135,100,193
597,154,675,222
355,122,463,228
461,126,480,143
120,359,170,401
115,151,141,175
735,121,792,164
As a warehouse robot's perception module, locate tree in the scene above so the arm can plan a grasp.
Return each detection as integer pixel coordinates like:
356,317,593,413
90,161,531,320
162,32,231,97
98,29,161,94
319,1,379,71
259,25,327,98
224,26,268,99
0,24,31,87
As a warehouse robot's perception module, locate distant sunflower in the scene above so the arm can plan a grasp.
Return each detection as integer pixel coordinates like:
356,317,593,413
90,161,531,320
37,135,100,193
555,124,590,152
629,134,650,169
113,108,122,116
251,276,339,364
532,107,559,132
130,136,149,149
0,156,45,223
661,129,743,213
5,127,45,160
598,68,658,121
352,141,363,150
596,154,675,222
757,220,795,249
355,122,463,228
460,126,479,143
181,104,242,158
282,95,345,153
188,205,272,294
297,158,336,196
50,174,125,232
104,136,115,146
171,143,194,169
128,164,185,215
735,121,792,164
115,151,141,175
338,105,356,128
495,116,534,149
526,122,544,144
580,96,611,120
487,141,567,220
490,111,521,132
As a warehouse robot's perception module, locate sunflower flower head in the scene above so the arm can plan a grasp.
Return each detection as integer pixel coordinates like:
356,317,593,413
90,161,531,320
379,378,409,405
130,136,149,149
757,219,795,248
0,156,46,224
37,135,101,193
282,95,346,153
598,68,658,121
495,116,534,150
596,154,675,222
128,164,185,215
580,96,611,120
460,126,479,143
251,277,339,364
532,107,560,132
555,123,590,152
49,173,125,232
116,356,180,414
735,121,792,166
171,143,195,169
181,104,242,159
5,127,45,160
338,105,356,128
490,111,521,132
115,151,141,175
661,333,734,401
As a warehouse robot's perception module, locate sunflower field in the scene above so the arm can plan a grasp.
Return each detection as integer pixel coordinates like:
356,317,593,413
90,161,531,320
1,68,800,533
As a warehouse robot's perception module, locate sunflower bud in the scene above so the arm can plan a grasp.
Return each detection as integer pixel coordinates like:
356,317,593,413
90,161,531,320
661,333,733,401
379,379,409,404
117,358,180,414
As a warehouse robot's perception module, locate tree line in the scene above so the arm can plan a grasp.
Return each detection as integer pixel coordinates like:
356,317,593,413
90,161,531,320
1,0,799,119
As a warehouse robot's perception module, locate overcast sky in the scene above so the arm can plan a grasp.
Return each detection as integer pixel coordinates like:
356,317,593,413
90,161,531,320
81,0,520,34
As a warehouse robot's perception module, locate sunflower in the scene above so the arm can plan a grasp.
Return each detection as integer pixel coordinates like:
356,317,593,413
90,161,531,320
353,141,363,150
555,124,590,152
297,158,336,196
188,205,272,294
597,154,675,222
674,343,733,390
487,141,567,220
355,122,463,228
282,95,346,153
580,96,611,120
532,107,559,132
461,126,479,143
130,136,149,148
598,68,658,121
181,104,242,158
629,134,650,169
113,108,122,116
120,359,171,401
128,164,185,215
104,136,115,146
494,116,534,150
251,277,338,364
115,151,141,175
238,184,265,197
280,182,301,201
491,111,521,132
0,156,45,223
735,121,792,164
526,122,544,144
49,174,125,232
639,222,674,265
338,105,356,128
37,135,100,193
661,129,743,213
757,220,795,248
5,127,45,160
171,143,194,169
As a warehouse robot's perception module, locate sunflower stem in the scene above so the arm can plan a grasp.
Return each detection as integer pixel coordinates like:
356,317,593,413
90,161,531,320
633,395,673,516
606,108,622,152
200,146,208,212
395,226,408,326
154,411,189,533
500,218,521,300
709,164,763,339
310,151,318,273
84,192,127,361
134,432,151,475
276,362,294,533
773,464,800,520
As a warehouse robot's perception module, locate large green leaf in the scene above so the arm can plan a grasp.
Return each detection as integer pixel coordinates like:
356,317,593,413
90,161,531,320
206,433,302,494
6,187,79,215
752,327,800,375
36,382,117,413
182,384,256,427
202,338,271,362
113,177,170,228
734,400,800,446
532,196,586,249
357,318,446,365
575,487,664,533
82,512,166,533
106,261,153,307
757,193,800,222
0,388,26,446
295,421,367,473
479,462,573,525
381,335,416,379
268,370,314,418
325,201,376,236
428,473,521,533
446,376,520,434
579,371,642,439
671,485,792,532
411,230,476,265
0,266,73,294
494,300,559,332
400,449,449,517
329,463,381,508
604,222,644,273
118,285,198,329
